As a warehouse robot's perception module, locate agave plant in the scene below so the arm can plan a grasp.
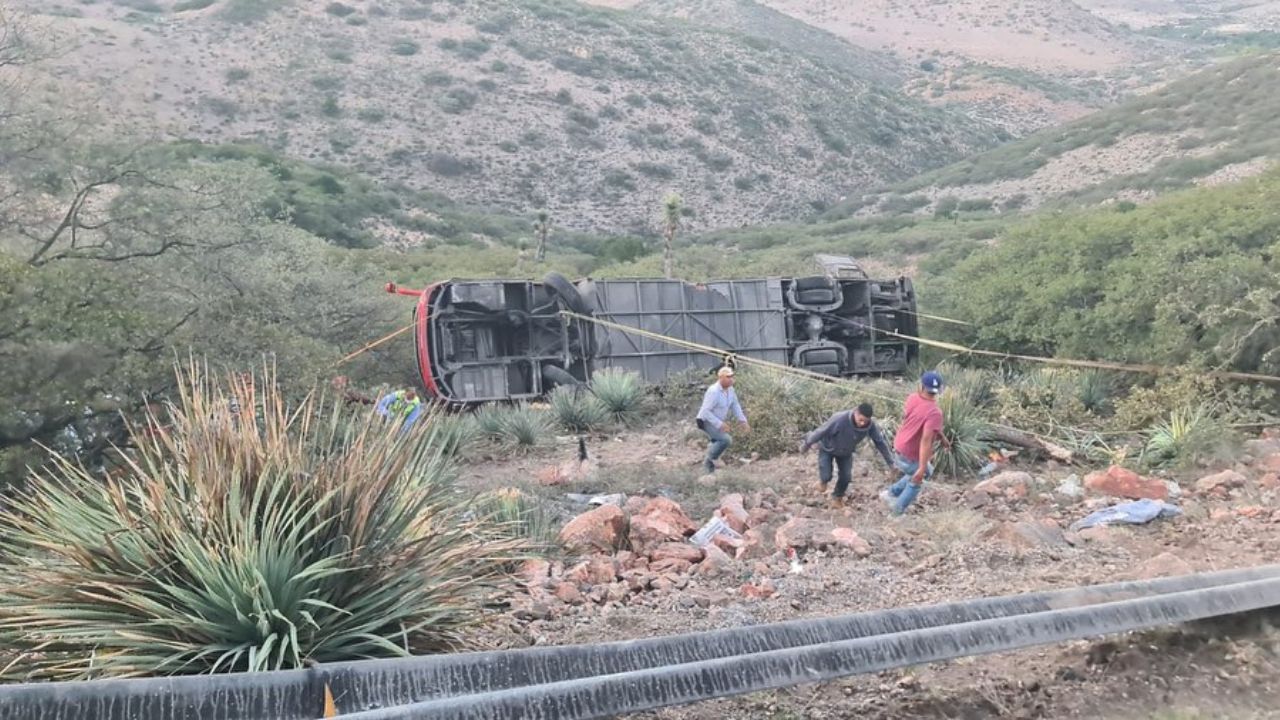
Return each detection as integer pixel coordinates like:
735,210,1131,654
934,392,991,477
548,386,608,433
1074,370,1115,416
497,403,552,451
1144,406,1227,468
0,364,524,681
590,368,645,424
472,403,508,438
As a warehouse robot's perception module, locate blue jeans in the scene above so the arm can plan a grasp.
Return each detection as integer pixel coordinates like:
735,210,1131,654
888,453,934,515
818,449,854,497
700,421,732,472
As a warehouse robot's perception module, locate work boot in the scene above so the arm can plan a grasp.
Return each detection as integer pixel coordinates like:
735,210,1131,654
815,481,829,496
828,495,846,510
703,458,716,474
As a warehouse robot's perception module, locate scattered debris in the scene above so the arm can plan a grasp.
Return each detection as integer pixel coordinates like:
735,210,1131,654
1069,498,1183,531
690,516,743,548
1055,474,1084,500
565,492,627,507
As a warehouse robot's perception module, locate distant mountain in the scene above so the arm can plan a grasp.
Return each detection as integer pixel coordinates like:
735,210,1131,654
16,0,1002,234
830,52,1280,219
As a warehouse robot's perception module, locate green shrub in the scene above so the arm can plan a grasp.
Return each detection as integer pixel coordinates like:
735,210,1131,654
392,40,421,56
590,368,645,424
1143,407,1232,468
549,386,608,432
325,2,355,16
0,367,521,681
224,67,251,83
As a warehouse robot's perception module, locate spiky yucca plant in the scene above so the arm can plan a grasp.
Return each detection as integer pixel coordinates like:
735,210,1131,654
472,403,508,438
548,386,608,433
590,368,645,424
0,364,524,681
934,392,991,477
1144,407,1228,468
497,403,551,451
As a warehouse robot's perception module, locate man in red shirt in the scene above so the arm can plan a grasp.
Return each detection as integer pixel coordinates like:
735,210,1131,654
881,370,951,515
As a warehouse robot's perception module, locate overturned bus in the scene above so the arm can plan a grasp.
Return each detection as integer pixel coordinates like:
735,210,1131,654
385,256,919,403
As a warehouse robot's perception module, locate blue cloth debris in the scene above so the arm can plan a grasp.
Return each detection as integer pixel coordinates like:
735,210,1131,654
1070,498,1182,531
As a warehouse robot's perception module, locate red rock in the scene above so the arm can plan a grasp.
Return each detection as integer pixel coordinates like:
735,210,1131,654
651,576,677,593
628,497,697,549
1236,505,1269,519
1135,552,1193,580
559,505,628,555
741,579,776,599
1084,466,1168,500
972,471,1033,502
1195,470,1247,496
554,582,585,605
701,543,732,570
1263,454,1280,472
1259,473,1280,491
518,558,552,587
711,533,743,555
565,557,619,586
775,517,839,551
718,493,750,533
623,496,649,516
614,550,635,566
1209,508,1233,522
746,507,772,528
623,573,649,593
649,542,704,564
830,527,872,557
649,558,693,575
604,582,629,603
736,529,771,561
750,488,782,511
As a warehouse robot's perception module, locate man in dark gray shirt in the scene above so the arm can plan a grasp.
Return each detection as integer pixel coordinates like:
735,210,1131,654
800,403,895,508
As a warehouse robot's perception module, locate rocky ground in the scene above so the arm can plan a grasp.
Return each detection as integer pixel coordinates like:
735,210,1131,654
459,425,1280,719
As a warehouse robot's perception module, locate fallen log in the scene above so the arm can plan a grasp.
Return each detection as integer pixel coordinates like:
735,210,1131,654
984,425,1075,463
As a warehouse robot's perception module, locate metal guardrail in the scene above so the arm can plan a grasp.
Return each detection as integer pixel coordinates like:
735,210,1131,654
3,566,1279,719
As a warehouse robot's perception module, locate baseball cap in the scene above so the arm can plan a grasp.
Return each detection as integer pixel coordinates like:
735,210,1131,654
921,370,944,394
717,366,735,377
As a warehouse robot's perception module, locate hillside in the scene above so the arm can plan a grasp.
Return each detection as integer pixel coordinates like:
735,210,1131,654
15,0,1001,235
831,51,1280,220
617,1,1280,137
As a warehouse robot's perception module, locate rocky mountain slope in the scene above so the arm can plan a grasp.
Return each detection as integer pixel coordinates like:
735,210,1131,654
16,0,1002,234
831,51,1280,219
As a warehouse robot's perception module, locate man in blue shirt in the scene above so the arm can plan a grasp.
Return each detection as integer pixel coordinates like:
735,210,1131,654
800,402,895,508
695,366,749,473
376,388,424,433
